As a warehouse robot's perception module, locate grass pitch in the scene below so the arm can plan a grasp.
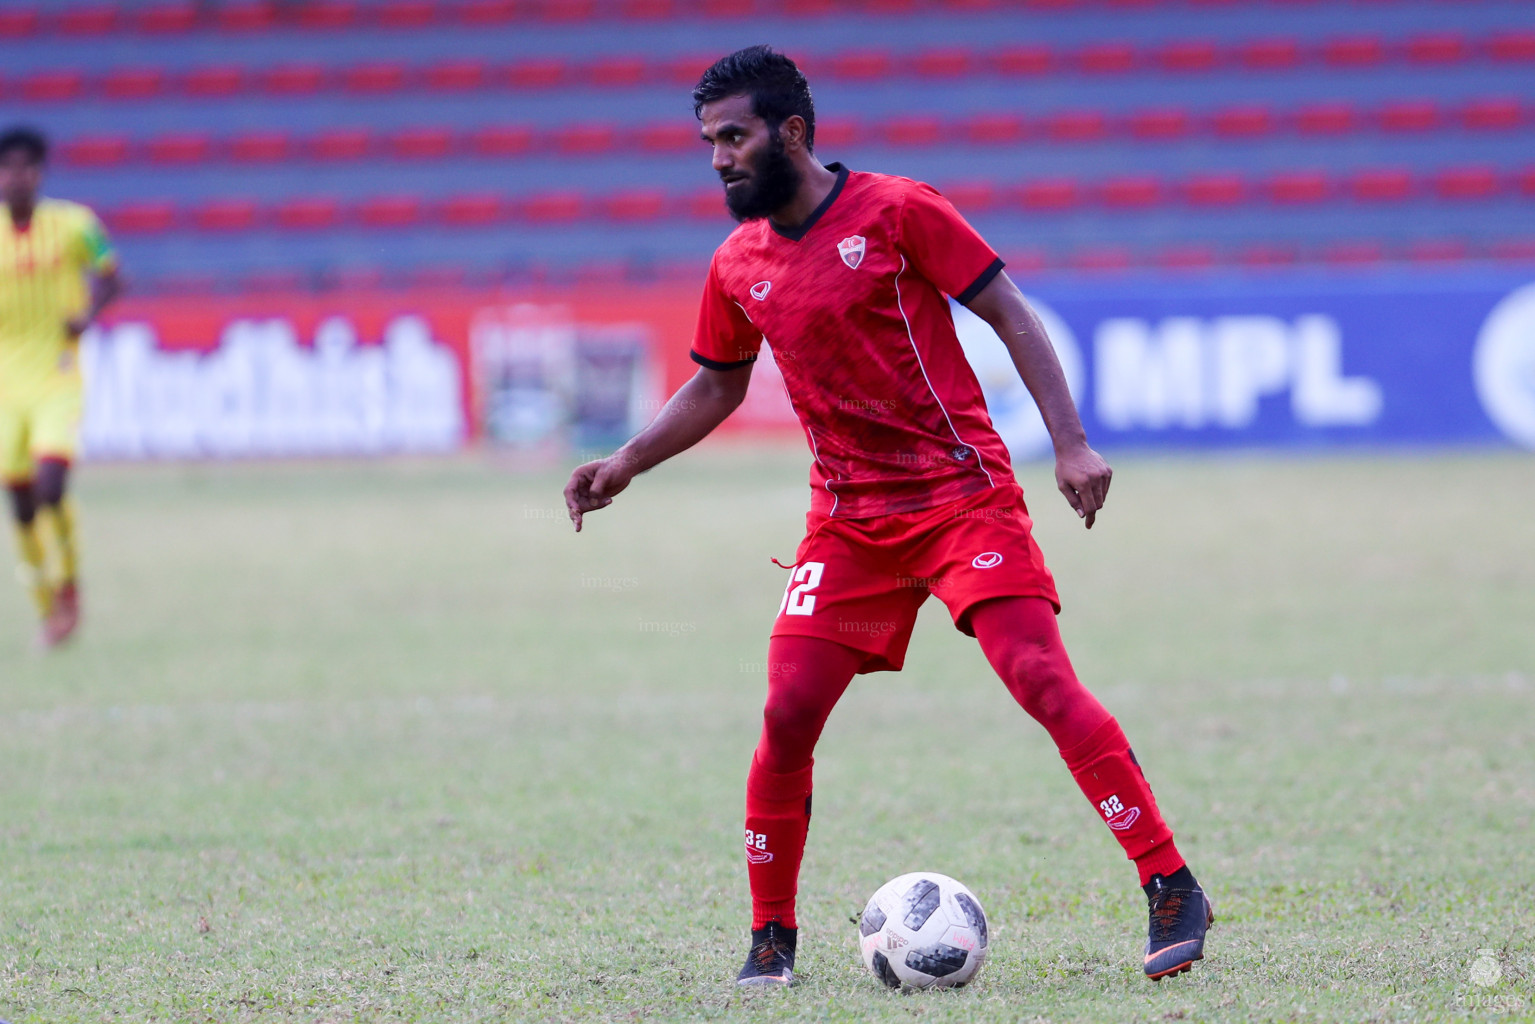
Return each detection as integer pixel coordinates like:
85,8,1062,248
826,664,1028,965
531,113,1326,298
1,447,1532,1023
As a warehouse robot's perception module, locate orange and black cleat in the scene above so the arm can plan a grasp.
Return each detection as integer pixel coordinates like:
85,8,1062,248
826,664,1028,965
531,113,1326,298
736,921,796,987
1143,872,1214,980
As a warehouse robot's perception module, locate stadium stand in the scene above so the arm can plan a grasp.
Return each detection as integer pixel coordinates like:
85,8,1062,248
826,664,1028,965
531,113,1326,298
4,0,1532,289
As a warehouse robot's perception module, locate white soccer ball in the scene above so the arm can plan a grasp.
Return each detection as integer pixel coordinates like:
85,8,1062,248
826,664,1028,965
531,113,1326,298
857,872,989,990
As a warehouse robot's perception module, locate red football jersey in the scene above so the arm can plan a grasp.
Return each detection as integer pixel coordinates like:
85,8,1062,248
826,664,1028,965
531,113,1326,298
692,164,1013,518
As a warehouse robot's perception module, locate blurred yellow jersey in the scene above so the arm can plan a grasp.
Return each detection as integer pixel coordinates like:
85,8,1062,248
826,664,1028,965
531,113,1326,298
0,198,117,402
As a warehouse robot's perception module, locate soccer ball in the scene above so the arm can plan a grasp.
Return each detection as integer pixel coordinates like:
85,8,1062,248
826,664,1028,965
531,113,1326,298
857,872,989,990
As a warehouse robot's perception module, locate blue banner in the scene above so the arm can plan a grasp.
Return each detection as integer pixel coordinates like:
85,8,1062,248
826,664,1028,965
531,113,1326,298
951,267,1535,456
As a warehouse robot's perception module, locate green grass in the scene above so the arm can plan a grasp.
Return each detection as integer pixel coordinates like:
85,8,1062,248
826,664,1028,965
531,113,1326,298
1,448,1532,1023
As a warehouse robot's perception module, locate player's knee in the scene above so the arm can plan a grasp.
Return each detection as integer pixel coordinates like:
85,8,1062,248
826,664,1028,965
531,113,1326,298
33,460,68,506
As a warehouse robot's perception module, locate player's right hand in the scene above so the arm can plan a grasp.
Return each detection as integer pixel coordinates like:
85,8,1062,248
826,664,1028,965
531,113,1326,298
563,456,636,532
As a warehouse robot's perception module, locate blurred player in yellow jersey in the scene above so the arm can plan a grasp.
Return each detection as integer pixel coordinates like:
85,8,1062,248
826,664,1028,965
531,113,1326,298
0,127,121,648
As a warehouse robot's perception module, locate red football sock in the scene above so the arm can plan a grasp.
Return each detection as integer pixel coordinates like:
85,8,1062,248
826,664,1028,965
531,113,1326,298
1060,718,1184,884
745,756,814,929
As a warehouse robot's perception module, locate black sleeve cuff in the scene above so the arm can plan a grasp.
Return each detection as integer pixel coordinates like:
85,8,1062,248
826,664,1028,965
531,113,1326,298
955,257,1005,305
690,349,758,371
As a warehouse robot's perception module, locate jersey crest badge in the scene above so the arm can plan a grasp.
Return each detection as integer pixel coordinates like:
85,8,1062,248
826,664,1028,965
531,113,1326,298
750,280,772,300
837,235,866,269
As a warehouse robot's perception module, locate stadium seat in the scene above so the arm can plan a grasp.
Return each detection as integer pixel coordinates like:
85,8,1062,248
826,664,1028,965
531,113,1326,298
215,2,277,31
940,181,997,213
108,201,178,235
682,188,727,220
137,4,199,33
58,6,117,35
991,45,1055,76
192,199,260,232
1347,168,1413,202
1076,42,1137,74
1017,179,1082,211
1405,239,1470,263
506,58,567,89
520,192,586,222
1377,100,1440,133
388,128,454,159
58,136,130,168
1487,31,1535,63
405,265,470,288
1294,103,1359,136
358,195,424,228
1234,37,1299,70
296,2,360,30
1128,108,1191,140
913,48,974,79
1461,98,1522,132
228,132,293,163
554,124,618,154
1322,36,1386,68
146,133,213,164
1236,243,1300,267
1043,110,1106,142
1518,167,1535,196
182,65,247,97
828,50,895,81
1490,238,1535,261
241,269,308,293
586,56,648,87
101,67,167,100
635,123,699,152
424,60,488,91
881,117,944,147
276,197,342,230
960,114,1026,145
377,0,440,28
1099,176,1163,208
700,0,755,16
815,118,861,148
1265,171,1330,204
0,8,40,37
601,189,668,221
1212,106,1274,138
1182,174,1246,206
343,63,409,94
458,0,518,24
21,70,85,102
310,129,373,161
541,0,598,21
1432,166,1500,201
1068,246,1134,271
1322,240,1386,265
1155,40,1219,73
263,65,327,94
1154,245,1217,270
470,125,535,156
1405,32,1469,65
438,193,506,226
656,54,716,86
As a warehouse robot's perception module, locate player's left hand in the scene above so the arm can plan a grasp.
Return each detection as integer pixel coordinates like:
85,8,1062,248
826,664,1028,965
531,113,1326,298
64,315,91,338
1056,444,1112,529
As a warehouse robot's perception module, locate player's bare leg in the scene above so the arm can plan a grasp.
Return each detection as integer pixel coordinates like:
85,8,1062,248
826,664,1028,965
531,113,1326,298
968,596,1213,979
32,458,80,647
7,480,55,640
737,634,863,987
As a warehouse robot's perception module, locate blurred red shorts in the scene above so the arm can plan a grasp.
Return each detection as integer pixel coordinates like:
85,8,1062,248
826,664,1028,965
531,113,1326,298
769,483,1059,673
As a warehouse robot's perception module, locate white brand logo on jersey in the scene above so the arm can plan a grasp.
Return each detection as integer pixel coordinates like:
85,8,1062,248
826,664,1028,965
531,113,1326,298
971,552,1003,569
837,235,866,269
750,280,772,300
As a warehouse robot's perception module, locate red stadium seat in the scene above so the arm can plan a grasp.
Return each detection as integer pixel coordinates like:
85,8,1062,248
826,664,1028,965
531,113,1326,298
1235,37,1300,70
1155,40,1219,73
1377,100,1439,133
682,187,728,220
406,265,471,289
469,125,535,157
538,0,597,20
1347,168,1414,202
358,195,424,228
387,128,454,159
1490,238,1535,261
1182,174,1246,206
554,124,617,154
622,0,675,19
941,181,997,212
1405,239,1470,263
829,50,895,81
1128,108,1191,139
864,0,917,14
215,2,277,31
1406,32,1469,65
263,65,326,94
310,129,373,161
21,70,85,102
146,133,213,164
458,0,518,24
296,1,359,29
960,114,1026,145
1294,103,1359,136
193,199,260,232
343,63,408,94
914,48,975,79
656,54,716,86
520,192,586,222
101,67,167,100
814,118,860,148
1486,31,1535,63
1322,241,1386,265
881,116,944,148
1432,165,1501,201
377,0,439,28
0,8,40,37
992,45,1055,75
602,190,668,221
701,0,755,16
137,4,199,33
1265,171,1330,204
1515,167,1535,197
424,60,487,91
1322,36,1385,68
1017,179,1082,211
635,123,698,152
1237,243,1299,267
1042,110,1107,142
1211,105,1274,137
1099,176,1163,208
1461,98,1523,132
781,0,836,14
438,193,506,226
183,65,247,97
1077,42,1137,74
276,198,341,230
108,201,178,235
586,56,648,87
506,58,567,89
57,6,117,35
1068,246,1134,272
1154,245,1217,270
58,136,131,168
228,132,292,163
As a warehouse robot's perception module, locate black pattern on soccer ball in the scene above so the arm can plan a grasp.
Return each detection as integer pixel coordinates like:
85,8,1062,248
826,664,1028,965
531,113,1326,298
901,879,940,931
954,892,988,947
859,903,887,937
871,951,901,988
905,942,970,978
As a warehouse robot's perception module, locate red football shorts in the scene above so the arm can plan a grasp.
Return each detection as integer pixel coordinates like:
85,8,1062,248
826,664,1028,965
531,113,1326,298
770,483,1060,673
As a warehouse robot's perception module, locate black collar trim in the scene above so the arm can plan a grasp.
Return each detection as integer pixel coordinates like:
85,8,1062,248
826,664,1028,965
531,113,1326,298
771,163,849,242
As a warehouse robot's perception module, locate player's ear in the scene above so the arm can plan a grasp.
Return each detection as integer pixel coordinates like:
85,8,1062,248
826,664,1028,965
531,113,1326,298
779,115,808,153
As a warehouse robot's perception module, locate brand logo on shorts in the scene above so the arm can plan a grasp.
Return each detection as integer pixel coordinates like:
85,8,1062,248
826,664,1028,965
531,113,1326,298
838,235,866,269
971,552,1003,569
750,280,772,300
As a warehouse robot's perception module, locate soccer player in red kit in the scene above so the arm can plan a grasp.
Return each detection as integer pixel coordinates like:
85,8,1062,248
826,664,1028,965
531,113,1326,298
564,46,1213,987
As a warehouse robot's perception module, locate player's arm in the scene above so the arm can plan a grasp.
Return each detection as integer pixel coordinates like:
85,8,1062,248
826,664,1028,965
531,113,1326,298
965,270,1113,528
66,209,123,338
65,265,123,338
563,362,754,532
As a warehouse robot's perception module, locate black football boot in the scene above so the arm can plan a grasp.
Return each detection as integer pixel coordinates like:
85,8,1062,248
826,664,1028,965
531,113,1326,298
1143,869,1215,980
735,920,797,987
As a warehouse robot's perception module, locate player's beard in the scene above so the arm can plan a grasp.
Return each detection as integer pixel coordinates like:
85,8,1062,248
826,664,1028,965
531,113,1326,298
723,129,802,223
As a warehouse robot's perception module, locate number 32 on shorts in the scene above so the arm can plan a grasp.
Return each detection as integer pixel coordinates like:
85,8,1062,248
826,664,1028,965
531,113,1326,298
778,561,825,617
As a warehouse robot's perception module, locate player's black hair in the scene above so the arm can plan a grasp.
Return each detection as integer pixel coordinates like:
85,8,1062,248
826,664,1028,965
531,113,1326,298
693,46,816,152
0,126,48,164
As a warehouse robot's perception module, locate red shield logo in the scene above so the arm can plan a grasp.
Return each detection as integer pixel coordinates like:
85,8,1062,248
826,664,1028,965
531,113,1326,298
838,235,866,269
